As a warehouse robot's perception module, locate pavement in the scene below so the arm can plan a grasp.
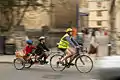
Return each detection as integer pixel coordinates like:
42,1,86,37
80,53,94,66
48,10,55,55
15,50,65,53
0,55,15,63
0,34,109,64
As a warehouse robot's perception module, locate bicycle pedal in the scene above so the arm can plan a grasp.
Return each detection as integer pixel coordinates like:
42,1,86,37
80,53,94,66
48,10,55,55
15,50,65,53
62,63,66,66
66,65,70,68
69,63,74,66
57,61,65,66
71,64,74,66
64,64,70,68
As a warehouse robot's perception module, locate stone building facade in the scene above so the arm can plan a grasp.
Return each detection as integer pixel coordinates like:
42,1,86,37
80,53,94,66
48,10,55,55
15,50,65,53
79,0,89,30
0,0,77,48
109,0,120,54
88,0,110,29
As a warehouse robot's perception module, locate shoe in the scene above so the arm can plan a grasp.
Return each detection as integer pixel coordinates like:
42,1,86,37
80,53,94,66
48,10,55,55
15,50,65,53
44,61,48,64
40,60,44,65
66,65,70,68
68,63,74,66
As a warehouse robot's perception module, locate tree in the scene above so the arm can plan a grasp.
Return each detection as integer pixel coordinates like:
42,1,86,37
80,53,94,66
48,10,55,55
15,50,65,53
0,0,75,35
0,0,54,35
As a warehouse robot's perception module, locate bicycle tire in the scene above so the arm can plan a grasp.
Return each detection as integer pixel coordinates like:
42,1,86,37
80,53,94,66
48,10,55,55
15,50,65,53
13,58,25,70
25,59,33,68
50,54,66,71
75,55,93,73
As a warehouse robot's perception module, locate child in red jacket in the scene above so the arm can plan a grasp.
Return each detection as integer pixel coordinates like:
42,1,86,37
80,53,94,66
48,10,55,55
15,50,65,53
23,40,36,60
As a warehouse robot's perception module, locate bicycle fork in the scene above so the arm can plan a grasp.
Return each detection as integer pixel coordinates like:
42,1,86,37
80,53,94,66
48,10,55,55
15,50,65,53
79,56,85,65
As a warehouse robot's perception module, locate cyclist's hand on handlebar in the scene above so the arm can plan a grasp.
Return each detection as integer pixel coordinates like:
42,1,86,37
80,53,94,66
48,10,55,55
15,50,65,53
44,50,47,52
44,50,50,53
75,46,80,48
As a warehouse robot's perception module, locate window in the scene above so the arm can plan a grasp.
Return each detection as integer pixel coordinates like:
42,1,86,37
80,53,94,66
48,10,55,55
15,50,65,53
97,11,102,16
97,2,102,8
97,21,102,26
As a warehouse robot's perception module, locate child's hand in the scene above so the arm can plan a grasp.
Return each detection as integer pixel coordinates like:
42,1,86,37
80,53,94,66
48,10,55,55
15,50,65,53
44,50,47,52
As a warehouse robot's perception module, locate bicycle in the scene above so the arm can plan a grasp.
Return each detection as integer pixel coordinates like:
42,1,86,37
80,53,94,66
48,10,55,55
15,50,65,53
50,46,93,73
13,49,51,70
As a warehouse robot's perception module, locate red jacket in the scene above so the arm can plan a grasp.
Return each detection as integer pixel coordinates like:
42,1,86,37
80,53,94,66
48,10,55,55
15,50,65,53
24,45,35,55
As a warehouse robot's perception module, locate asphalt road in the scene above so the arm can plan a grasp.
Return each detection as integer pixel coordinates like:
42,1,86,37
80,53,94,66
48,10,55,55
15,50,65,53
0,34,108,80
0,63,93,80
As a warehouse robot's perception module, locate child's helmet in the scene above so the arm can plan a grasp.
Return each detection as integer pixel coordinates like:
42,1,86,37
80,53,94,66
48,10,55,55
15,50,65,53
26,40,33,45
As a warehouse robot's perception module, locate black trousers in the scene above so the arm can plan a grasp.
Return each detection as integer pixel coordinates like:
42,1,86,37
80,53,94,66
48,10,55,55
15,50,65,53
36,52,47,62
39,53,47,61
35,49,47,61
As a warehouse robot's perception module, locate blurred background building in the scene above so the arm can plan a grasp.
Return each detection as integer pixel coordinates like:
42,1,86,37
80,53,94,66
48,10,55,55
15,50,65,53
0,0,77,49
79,0,89,30
47,0,77,47
88,0,110,30
109,0,120,55
1,0,120,55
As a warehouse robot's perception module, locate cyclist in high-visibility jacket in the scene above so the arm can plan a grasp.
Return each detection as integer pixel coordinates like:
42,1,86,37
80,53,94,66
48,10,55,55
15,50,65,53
58,28,79,65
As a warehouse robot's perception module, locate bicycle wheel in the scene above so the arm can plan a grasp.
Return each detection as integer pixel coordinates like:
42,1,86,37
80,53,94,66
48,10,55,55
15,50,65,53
25,59,33,68
50,54,66,71
13,58,25,70
75,55,93,73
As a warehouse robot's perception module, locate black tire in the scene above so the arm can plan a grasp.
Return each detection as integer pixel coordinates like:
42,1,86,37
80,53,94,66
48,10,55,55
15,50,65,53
13,58,25,70
75,55,93,73
25,59,33,68
50,54,66,71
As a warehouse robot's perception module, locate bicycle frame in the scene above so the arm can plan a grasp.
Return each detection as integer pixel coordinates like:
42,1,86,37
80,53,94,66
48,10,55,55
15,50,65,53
50,47,93,72
62,48,80,65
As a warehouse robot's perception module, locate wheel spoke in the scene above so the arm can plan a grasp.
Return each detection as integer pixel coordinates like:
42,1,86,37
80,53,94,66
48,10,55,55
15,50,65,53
80,57,85,65
50,54,66,71
14,58,25,70
25,59,32,68
75,55,93,73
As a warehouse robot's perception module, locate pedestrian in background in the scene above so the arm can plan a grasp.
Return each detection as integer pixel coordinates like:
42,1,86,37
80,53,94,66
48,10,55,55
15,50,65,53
88,30,99,59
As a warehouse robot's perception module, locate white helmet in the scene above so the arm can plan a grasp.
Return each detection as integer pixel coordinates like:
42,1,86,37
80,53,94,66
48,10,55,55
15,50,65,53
39,36,45,40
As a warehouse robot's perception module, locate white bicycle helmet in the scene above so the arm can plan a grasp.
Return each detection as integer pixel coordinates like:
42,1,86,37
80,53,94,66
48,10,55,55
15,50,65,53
39,36,45,40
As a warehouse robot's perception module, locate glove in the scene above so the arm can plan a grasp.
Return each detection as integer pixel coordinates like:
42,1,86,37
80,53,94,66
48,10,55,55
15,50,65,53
75,46,80,48
44,50,47,52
